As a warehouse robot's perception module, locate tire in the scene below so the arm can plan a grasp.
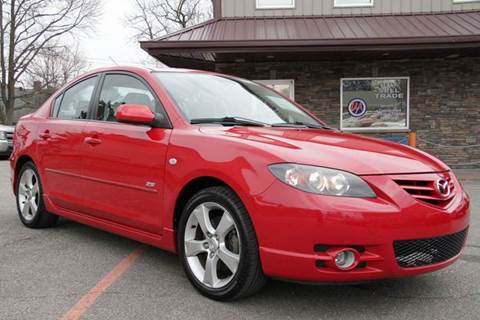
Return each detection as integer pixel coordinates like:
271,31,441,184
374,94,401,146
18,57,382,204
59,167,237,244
16,162,58,228
177,186,266,301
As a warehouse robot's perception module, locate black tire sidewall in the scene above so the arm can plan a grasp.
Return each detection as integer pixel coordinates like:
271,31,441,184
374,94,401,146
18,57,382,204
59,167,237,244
177,187,256,300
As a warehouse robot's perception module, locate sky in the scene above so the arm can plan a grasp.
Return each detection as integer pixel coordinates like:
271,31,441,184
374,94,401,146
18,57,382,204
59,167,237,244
77,0,163,70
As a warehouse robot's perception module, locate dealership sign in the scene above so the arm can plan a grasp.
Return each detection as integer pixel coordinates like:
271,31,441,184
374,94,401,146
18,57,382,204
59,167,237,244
340,77,410,132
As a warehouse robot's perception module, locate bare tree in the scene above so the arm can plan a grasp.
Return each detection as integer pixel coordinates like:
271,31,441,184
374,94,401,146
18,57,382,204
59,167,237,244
0,0,100,124
26,46,89,90
126,0,212,41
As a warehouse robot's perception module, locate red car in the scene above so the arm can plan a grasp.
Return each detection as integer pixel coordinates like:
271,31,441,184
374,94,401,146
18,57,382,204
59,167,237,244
10,66,469,300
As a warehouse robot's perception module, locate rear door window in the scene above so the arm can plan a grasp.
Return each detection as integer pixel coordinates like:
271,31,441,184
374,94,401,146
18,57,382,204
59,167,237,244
56,76,98,120
51,94,63,118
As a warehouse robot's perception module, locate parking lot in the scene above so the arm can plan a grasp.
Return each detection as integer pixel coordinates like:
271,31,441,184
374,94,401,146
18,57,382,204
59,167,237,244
0,159,479,320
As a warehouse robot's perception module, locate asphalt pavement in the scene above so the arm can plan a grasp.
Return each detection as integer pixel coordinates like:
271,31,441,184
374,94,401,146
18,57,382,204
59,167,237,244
0,159,479,320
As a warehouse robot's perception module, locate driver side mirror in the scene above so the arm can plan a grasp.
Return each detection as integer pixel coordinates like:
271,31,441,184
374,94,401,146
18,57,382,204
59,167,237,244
115,104,169,128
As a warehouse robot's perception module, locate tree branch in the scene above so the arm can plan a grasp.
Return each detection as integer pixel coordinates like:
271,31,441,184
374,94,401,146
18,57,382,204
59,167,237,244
126,0,211,40
0,0,100,124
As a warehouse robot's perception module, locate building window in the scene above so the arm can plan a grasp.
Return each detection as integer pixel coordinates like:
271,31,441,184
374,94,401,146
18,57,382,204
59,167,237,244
255,79,295,100
340,77,409,132
256,0,295,9
334,0,374,8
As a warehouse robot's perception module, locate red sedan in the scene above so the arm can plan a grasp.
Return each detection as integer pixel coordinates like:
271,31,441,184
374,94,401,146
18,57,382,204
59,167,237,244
10,66,470,300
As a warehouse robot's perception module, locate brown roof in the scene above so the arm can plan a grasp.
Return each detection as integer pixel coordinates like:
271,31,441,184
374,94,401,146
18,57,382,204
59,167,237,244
141,11,480,67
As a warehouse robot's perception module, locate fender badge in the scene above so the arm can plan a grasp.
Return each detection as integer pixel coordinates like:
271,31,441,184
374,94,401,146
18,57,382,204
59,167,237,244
145,181,156,188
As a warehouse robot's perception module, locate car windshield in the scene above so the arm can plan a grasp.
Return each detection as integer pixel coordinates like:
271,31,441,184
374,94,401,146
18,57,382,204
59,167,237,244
153,72,321,126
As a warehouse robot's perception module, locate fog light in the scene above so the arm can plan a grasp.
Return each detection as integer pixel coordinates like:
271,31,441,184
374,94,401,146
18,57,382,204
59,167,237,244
334,249,358,270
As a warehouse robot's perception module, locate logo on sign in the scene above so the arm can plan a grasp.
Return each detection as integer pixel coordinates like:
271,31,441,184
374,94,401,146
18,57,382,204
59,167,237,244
348,98,368,117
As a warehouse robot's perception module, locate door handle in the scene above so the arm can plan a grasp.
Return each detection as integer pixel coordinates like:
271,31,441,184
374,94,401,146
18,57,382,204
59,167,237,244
84,137,102,146
39,130,50,140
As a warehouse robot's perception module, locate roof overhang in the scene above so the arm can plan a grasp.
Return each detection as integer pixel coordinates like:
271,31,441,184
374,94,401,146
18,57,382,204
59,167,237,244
140,11,480,69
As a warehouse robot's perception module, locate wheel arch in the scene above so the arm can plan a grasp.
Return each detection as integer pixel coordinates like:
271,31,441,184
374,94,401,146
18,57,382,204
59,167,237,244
13,155,35,195
172,176,234,232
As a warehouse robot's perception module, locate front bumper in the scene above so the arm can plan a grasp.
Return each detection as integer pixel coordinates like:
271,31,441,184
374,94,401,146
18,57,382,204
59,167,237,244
248,173,470,282
0,140,13,156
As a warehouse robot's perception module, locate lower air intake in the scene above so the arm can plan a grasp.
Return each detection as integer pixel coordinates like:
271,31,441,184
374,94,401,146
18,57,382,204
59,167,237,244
393,229,467,268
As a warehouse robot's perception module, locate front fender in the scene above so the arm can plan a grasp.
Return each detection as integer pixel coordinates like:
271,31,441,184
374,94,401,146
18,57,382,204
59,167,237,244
162,129,279,230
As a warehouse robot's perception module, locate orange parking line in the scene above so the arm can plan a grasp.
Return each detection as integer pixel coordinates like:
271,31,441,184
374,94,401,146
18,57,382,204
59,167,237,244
60,248,143,320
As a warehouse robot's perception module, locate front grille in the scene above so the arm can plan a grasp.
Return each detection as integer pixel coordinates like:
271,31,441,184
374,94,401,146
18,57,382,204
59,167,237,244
393,174,455,208
394,229,467,268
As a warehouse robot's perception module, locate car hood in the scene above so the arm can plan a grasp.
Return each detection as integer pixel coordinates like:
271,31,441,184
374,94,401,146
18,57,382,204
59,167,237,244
199,126,449,175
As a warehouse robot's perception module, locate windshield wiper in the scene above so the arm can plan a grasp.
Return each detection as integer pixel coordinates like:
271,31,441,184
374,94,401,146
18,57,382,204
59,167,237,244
271,121,333,130
190,117,266,127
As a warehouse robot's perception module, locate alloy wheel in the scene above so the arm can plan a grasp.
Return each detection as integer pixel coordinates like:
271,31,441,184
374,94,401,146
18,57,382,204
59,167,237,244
18,168,40,222
184,202,241,289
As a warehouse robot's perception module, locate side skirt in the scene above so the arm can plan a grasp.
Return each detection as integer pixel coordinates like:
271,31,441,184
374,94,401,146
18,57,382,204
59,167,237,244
44,195,177,253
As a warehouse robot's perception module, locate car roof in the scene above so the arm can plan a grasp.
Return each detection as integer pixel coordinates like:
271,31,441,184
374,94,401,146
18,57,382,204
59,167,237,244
76,65,238,86
84,65,205,75
53,65,241,103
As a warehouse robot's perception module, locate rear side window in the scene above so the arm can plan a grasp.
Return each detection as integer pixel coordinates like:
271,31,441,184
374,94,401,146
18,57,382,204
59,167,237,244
96,74,158,122
56,77,97,120
51,95,63,118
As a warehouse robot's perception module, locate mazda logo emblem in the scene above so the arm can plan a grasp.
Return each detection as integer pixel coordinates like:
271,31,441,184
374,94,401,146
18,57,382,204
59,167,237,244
436,179,451,197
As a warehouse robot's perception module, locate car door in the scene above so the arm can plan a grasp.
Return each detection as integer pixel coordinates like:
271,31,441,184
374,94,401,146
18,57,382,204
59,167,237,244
81,72,172,234
36,75,99,212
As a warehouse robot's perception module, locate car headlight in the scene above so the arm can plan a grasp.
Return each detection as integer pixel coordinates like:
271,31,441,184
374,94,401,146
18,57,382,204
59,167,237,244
0,131,6,140
268,163,376,198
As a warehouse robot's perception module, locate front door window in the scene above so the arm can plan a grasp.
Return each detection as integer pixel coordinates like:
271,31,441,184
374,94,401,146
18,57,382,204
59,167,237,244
96,74,158,122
